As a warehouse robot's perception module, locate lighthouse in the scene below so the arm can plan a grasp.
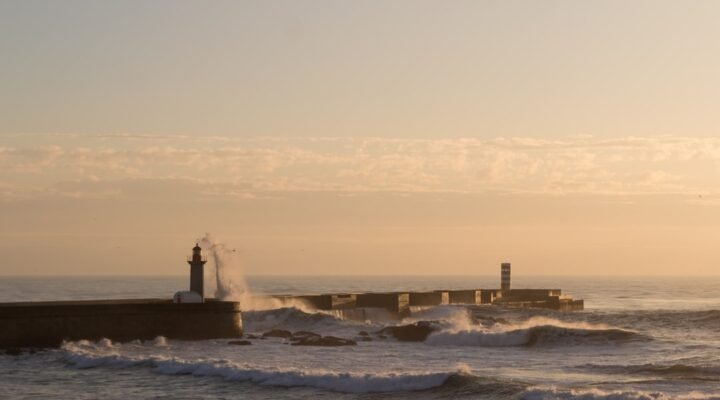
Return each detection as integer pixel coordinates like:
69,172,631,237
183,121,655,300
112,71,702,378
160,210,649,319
501,262,511,292
188,243,207,300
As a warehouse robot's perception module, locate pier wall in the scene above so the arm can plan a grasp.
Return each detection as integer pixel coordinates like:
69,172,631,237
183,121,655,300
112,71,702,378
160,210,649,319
409,291,449,306
356,293,409,315
502,289,562,299
271,287,583,316
481,289,502,304
446,290,481,305
0,299,243,349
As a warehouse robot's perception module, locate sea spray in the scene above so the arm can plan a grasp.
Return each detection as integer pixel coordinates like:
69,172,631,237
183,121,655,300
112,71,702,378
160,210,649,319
199,234,249,302
198,234,309,311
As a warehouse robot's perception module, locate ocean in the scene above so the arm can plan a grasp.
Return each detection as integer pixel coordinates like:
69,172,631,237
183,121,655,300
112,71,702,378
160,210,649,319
1,275,719,399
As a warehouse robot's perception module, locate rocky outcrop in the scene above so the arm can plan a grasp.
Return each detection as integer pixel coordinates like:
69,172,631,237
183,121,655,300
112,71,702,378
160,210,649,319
291,335,356,347
262,329,293,339
376,321,438,342
227,340,252,346
258,329,357,346
292,331,321,339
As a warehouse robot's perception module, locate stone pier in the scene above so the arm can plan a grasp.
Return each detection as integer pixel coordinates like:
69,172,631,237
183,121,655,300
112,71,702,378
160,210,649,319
0,299,243,349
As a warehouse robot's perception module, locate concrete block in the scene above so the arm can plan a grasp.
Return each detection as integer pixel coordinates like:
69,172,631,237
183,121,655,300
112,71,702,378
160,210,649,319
356,293,409,314
503,289,562,300
280,294,357,310
480,289,502,304
409,291,449,306
447,290,481,305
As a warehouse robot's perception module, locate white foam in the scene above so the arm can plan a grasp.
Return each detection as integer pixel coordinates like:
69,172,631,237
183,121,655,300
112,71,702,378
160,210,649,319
406,305,475,330
423,313,640,347
241,306,370,337
426,328,531,347
514,316,613,331
425,322,640,347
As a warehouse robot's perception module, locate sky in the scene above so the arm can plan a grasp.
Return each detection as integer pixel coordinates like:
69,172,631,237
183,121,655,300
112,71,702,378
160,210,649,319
1,1,719,276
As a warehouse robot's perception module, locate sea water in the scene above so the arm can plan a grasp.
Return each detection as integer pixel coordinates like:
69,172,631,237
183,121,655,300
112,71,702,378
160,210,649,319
1,275,719,399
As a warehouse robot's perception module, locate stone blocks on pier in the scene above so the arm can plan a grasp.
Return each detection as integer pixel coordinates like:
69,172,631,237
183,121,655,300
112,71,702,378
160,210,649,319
492,290,583,311
481,289,502,304
409,291,449,306
294,294,357,310
446,290,481,305
356,292,410,315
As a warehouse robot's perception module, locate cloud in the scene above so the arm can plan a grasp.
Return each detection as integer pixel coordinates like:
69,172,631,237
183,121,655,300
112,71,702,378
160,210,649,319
1,135,719,201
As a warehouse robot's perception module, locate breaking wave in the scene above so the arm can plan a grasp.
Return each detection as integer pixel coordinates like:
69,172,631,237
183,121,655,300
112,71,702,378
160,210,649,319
426,323,647,347
241,307,367,335
59,341,720,398
60,344,489,394
582,363,720,381
586,309,720,332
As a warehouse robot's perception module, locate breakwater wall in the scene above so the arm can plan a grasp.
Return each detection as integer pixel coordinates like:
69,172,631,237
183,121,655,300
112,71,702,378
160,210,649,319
271,288,583,318
0,299,243,349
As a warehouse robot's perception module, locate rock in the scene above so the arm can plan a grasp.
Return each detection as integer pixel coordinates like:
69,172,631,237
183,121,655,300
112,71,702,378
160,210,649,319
228,340,252,346
291,335,357,347
358,331,370,337
377,321,438,342
262,329,293,339
245,334,260,339
377,334,388,339
292,331,321,339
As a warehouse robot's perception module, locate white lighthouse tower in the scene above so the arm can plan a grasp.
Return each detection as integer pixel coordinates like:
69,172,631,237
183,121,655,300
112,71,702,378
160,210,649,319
188,243,207,299
173,243,207,304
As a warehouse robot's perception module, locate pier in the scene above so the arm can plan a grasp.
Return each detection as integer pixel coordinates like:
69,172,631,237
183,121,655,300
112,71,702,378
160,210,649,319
269,263,584,317
0,244,243,350
1,246,583,349
0,299,243,349
271,287,583,318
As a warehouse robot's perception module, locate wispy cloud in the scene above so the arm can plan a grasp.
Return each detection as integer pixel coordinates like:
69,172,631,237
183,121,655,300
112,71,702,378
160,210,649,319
1,135,719,200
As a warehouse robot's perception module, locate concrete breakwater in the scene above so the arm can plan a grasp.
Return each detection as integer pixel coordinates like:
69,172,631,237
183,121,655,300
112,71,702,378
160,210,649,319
0,299,243,349
270,263,584,318
271,288,584,319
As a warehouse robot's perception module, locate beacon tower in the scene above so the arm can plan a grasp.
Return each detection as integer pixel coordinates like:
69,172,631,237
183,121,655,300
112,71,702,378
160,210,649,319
188,243,207,300
501,262,511,292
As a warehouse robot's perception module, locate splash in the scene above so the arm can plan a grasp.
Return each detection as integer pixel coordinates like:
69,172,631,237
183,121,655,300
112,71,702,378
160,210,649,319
197,234,301,311
198,234,249,302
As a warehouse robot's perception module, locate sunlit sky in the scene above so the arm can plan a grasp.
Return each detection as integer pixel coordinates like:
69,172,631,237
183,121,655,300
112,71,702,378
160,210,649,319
1,1,719,276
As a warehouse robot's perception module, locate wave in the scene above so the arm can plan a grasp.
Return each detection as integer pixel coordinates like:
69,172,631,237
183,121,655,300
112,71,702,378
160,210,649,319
586,309,720,331
242,307,363,335
520,387,720,400
60,343,719,398
582,363,720,381
426,324,648,347
60,343,473,393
